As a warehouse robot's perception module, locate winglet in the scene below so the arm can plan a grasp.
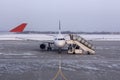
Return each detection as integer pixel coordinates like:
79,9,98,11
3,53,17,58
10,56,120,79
10,23,27,32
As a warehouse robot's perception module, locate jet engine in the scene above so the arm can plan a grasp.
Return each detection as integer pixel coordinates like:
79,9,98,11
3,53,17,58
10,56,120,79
40,44,46,49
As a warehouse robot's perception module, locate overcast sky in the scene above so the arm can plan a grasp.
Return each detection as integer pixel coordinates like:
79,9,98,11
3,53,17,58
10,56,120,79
0,0,120,32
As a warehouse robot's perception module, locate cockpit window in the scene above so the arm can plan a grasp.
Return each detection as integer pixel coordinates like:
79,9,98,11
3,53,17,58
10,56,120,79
58,38,65,40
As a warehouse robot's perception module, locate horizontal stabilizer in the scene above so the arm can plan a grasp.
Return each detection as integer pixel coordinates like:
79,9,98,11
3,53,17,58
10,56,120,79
10,23,27,32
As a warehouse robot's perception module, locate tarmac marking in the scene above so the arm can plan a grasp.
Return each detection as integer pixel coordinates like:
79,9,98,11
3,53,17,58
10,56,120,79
52,55,68,80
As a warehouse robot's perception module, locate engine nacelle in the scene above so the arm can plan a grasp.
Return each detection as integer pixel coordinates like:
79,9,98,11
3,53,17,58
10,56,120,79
40,44,46,49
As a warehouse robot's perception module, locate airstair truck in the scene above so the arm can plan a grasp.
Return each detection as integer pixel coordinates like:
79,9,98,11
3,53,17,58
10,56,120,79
67,34,95,54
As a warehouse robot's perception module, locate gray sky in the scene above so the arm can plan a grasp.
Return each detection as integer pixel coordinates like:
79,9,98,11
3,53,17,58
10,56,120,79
0,0,120,32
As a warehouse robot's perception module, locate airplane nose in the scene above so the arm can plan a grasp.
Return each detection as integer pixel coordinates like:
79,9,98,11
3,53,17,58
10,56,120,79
59,42,65,47
55,41,66,47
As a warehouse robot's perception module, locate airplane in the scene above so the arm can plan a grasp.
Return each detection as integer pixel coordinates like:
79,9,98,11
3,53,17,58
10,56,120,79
39,21,66,53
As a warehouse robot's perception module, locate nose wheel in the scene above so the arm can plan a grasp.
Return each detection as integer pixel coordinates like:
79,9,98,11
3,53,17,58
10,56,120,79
58,48,62,53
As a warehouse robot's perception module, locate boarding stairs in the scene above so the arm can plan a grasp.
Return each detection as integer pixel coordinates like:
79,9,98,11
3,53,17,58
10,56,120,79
66,34,95,54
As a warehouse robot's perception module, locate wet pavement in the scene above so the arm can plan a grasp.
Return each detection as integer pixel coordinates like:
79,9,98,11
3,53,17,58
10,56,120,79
0,40,120,80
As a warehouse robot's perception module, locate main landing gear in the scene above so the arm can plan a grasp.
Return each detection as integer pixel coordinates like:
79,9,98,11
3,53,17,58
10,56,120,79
47,43,52,51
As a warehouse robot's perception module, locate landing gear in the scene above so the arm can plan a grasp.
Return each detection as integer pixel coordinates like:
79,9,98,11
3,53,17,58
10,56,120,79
47,47,52,51
47,43,52,51
58,48,62,53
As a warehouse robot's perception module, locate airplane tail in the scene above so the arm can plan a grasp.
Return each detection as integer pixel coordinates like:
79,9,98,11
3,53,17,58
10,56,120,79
59,20,61,34
10,23,27,32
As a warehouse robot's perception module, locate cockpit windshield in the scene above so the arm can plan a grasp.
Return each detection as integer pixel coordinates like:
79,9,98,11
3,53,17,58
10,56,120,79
55,38,65,40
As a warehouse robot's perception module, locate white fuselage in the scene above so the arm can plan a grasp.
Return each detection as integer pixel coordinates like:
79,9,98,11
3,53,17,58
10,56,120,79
54,34,66,48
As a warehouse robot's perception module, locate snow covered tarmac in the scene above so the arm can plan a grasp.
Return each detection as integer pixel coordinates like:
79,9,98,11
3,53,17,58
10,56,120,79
0,34,120,41
0,40,120,80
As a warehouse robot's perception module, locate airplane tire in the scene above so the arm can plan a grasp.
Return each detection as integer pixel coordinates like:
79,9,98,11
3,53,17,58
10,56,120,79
47,47,52,51
58,50,61,53
58,48,62,53
87,51,91,55
73,52,75,54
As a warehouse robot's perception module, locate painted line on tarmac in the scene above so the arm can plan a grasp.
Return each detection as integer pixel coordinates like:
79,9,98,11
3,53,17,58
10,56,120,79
52,55,68,80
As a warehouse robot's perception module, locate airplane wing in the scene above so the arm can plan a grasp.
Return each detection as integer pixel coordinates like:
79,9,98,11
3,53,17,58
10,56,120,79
14,34,54,43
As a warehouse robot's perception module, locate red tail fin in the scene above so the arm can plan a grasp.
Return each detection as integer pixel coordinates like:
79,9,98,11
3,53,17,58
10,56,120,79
10,23,27,32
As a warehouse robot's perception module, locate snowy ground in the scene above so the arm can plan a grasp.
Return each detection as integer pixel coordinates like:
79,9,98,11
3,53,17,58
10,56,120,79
0,40,120,80
0,33,120,41
81,34,120,41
